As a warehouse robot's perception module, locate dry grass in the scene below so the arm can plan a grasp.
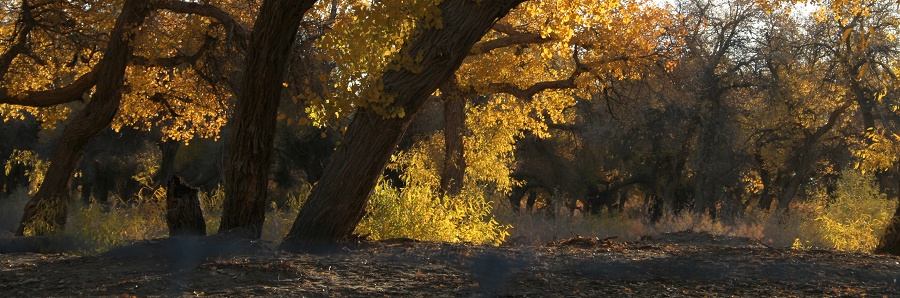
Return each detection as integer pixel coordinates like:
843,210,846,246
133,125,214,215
2,178,894,254
494,193,892,252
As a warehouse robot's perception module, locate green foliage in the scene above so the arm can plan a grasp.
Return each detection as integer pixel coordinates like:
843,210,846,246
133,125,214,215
811,169,895,251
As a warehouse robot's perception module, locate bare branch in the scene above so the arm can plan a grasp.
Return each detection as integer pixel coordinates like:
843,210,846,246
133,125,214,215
470,23,554,55
0,1,37,79
151,0,250,46
0,68,98,107
131,35,216,67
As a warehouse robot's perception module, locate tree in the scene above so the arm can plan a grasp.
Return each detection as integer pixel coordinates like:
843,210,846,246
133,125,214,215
668,0,764,216
15,0,154,235
217,0,320,238
282,0,526,248
5,0,250,235
386,0,670,215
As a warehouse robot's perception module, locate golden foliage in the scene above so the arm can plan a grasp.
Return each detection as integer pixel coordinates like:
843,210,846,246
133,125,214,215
357,132,510,245
811,168,896,251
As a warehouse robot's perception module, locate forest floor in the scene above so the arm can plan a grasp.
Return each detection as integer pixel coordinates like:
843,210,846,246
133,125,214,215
1,231,900,297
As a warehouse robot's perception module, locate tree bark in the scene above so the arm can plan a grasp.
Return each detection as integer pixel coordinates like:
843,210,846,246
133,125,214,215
16,0,153,236
218,0,318,238
152,139,180,189
166,176,206,236
875,185,900,255
281,0,525,249
439,81,467,197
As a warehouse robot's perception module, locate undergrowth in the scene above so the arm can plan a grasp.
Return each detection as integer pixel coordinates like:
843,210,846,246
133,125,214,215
2,158,894,254
495,168,895,252
355,181,509,245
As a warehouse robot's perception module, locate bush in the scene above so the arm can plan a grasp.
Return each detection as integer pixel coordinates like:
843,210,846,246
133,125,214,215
68,187,168,253
262,186,308,242
812,169,895,251
356,180,509,245
199,185,225,236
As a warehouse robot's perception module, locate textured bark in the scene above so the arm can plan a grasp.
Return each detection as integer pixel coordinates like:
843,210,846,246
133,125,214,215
876,191,900,255
166,176,206,236
16,0,153,236
152,139,180,189
439,81,468,197
282,0,525,248
218,0,318,238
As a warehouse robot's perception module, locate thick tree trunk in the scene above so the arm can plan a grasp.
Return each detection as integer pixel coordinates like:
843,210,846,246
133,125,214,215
875,188,900,255
440,85,467,197
776,174,803,211
16,0,152,236
166,176,206,236
281,0,525,249
218,0,318,238
754,153,776,210
693,120,725,215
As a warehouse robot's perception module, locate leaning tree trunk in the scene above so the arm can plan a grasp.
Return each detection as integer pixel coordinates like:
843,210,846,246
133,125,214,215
281,0,525,249
16,0,152,236
439,81,468,197
218,0,318,238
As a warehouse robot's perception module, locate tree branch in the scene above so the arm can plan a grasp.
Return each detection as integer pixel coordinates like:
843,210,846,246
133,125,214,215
151,0,250,46
131,35,216,67
0,1,37,79
0,68,98,107
471,31,551,55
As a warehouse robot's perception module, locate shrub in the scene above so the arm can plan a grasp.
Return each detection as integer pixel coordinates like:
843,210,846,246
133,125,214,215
812,169,896,251
262,186,308,243
68,187,168,253
356,181,509,245
199,185,225,236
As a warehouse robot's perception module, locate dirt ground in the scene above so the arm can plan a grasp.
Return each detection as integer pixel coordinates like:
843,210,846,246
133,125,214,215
2,231,900,297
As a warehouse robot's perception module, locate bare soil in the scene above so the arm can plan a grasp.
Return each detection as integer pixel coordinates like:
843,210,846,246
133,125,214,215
2,231,900,297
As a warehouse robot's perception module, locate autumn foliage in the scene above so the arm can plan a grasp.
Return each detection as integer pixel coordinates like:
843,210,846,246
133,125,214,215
1,0,900,254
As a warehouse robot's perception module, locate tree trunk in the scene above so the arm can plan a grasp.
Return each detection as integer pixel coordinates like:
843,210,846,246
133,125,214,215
152,139,180,189
440,83,467,197
281,0,525,249
775,102,850,212
776,173,803,212
875,185,900,255
16,0,152,236
218,0,318,238
166,176,206,236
